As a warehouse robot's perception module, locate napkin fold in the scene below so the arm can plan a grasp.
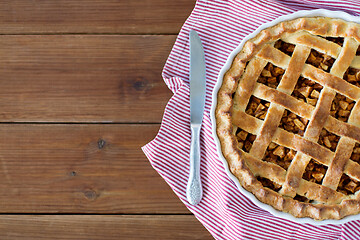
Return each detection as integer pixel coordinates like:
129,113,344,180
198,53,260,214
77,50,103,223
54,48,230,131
142,1,360,239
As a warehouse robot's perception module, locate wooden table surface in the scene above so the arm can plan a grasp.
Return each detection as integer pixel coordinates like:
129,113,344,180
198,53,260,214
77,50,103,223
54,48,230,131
0,1,213,239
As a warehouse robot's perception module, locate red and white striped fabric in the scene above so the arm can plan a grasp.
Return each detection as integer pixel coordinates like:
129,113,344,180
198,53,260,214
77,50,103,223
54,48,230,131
142,1,360,239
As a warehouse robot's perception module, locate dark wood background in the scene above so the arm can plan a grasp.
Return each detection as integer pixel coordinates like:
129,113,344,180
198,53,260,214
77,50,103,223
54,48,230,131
0,0,213,239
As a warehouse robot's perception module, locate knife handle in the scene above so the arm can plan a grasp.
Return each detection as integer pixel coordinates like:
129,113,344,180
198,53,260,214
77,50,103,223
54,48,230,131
186,125,203,205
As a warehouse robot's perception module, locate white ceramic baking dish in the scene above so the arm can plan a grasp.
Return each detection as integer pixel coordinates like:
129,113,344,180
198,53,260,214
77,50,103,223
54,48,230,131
211,9,360,225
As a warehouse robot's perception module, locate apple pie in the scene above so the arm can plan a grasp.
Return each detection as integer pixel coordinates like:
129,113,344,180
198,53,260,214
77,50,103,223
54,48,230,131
215,16,360,220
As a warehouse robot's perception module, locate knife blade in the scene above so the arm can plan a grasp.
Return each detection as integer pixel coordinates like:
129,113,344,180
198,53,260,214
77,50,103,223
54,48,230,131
186,30,206,205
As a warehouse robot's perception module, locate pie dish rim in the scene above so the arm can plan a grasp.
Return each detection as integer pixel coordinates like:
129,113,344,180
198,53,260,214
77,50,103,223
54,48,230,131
210,8,360,224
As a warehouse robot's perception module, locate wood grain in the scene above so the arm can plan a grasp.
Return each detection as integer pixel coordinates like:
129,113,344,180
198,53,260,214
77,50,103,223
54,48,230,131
0,0,208,238
0,215,212,240
0,124,188,213
0,0,194,34
0,35,175,123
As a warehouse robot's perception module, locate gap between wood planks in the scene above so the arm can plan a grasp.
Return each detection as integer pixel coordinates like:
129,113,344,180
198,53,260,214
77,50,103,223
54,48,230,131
0,213,193,215
0,122,162,124
0,33,179,35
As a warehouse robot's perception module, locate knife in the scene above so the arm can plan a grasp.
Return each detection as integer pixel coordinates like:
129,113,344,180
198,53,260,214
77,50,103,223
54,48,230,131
186,30,206,205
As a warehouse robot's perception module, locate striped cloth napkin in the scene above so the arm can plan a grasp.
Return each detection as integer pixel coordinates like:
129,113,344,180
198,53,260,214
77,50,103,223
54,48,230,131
142,0,360,239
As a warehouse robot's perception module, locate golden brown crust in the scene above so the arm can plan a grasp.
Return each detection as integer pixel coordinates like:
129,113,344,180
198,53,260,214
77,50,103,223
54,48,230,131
215,17,360,220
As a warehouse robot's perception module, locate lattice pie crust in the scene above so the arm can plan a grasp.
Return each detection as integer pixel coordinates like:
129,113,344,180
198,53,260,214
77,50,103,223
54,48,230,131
215,17,360,220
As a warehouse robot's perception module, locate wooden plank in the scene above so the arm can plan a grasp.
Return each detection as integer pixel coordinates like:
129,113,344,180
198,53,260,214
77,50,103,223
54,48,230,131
0,35,175,123
0,124,189,213
0,0,194,34
0,215,212,240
